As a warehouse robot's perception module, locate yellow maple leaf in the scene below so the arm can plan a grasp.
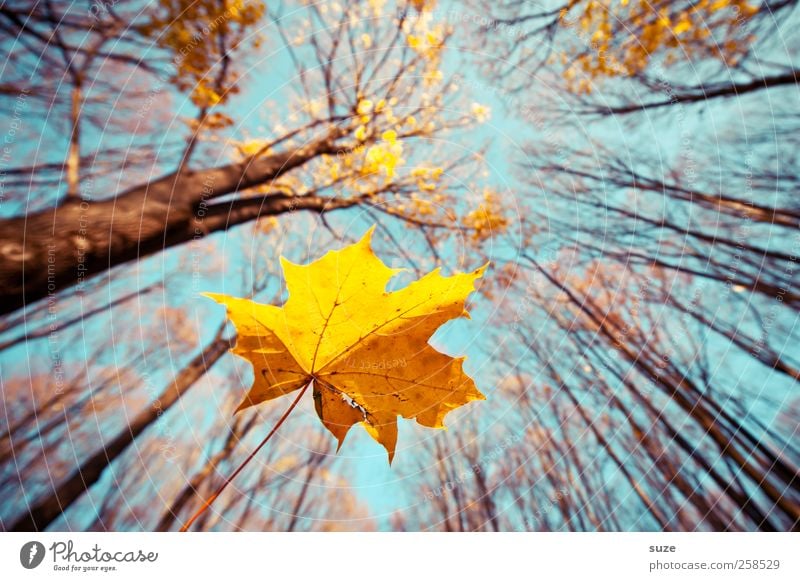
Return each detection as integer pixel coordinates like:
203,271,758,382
204,227,486,462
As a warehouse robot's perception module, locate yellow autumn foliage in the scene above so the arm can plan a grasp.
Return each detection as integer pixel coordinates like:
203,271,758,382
560,0,759,90
138,0,265,107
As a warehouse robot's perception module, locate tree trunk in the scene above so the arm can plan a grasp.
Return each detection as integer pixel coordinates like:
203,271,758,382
0,137,350,316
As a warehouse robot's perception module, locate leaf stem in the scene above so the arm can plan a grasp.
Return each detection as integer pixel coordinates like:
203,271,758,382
179,381,311,532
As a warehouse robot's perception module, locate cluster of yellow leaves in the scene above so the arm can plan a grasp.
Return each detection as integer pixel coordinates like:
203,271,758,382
139,0,265,107
312,95,433,192
386,166,443,214
351,95,434,143
403,7,448,87
410,166,444,192
205,227,486,462
560,0,759,91
317,137,405,190
383,183,508,246
363,130,404,178
463,188,510,242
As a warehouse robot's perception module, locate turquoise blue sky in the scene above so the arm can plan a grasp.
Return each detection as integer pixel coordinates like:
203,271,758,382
1,0,797,532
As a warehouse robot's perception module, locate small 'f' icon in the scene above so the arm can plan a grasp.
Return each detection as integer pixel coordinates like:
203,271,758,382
19,541,46,569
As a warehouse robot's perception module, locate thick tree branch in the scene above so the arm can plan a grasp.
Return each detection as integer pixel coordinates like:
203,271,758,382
594,70,800,115
0,135,348,315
